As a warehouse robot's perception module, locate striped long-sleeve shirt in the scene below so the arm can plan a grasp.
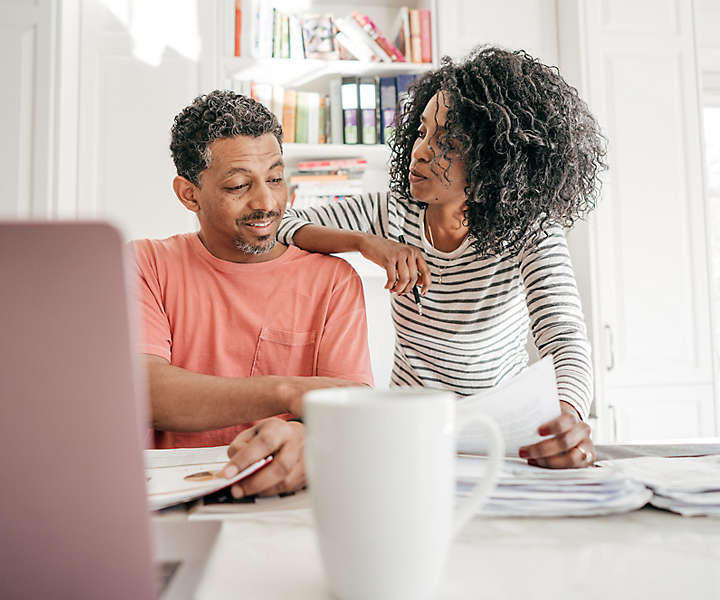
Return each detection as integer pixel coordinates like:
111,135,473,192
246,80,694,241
277,192,593,420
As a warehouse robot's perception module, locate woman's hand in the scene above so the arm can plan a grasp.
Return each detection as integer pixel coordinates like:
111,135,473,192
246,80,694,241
358,233,432,295
518,401,595,468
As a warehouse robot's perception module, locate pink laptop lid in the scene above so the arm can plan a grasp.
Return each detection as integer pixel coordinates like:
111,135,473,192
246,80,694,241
0,222,156,599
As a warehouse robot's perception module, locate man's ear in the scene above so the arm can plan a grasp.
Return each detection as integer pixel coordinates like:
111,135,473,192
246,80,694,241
173,176,200,213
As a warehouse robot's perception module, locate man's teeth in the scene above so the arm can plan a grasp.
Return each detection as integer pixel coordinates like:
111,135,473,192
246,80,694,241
247,221,272,227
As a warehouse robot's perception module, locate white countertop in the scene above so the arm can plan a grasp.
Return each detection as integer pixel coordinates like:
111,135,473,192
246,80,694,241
190,506,720,599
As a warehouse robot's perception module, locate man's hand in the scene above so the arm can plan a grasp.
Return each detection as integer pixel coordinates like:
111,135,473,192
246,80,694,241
518,401,595,468
280,376,366,417
222,417,306,498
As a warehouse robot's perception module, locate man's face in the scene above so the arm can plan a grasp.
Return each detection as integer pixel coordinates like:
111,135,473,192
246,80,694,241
191,134,287,262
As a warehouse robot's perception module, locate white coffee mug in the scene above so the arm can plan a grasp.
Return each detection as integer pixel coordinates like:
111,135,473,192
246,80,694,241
304,387,504,600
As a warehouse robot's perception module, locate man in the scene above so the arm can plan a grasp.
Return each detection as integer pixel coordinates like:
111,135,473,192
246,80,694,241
133,90,373,498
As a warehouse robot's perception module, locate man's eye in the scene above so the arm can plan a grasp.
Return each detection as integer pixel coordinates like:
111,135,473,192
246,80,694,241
226,185,248,191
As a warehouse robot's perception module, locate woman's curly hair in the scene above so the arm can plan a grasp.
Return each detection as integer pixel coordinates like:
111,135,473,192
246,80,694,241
170,90,283,185
389,46,607,257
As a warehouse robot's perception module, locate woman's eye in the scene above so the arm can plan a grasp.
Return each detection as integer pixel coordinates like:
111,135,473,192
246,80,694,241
417,129,426,139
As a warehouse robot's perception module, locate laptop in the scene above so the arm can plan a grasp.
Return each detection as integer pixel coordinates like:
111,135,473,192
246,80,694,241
0,222,219,599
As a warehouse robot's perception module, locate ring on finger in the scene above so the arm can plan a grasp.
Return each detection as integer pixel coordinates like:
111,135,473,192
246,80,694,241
576,444,592,465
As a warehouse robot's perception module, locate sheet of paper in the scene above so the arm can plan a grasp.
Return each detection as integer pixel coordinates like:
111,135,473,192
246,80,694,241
144,445,230,469
455,356,561,456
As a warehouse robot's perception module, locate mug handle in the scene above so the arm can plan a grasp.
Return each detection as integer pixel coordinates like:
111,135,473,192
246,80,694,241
452,408,504,537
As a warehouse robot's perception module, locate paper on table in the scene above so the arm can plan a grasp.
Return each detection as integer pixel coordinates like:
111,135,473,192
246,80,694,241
146,454,272,511
455,356,561,456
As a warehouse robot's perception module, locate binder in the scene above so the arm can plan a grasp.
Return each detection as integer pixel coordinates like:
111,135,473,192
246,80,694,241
358,77,378,145
329,78,344,144
395,73,417,114
379,77,398,144
340,77,360,144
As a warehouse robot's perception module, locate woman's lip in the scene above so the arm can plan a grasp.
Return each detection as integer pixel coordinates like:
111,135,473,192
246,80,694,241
410,168,427,178
409,171,428,184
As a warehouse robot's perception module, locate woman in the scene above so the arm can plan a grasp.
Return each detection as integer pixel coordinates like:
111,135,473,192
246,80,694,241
277,46,606,468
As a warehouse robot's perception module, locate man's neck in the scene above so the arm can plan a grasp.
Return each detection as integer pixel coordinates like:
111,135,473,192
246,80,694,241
197,232,288,264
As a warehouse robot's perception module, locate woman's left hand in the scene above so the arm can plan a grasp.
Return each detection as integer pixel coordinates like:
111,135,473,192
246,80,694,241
518,401,595,468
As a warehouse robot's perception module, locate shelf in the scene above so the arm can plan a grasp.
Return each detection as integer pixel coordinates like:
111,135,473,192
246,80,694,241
282,143,390,161
223,56,433,88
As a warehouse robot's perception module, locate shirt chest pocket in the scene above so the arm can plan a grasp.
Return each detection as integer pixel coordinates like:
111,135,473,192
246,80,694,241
250,327,318,377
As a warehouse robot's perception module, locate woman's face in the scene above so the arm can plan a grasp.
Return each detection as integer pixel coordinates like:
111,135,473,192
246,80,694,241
408,91,468,208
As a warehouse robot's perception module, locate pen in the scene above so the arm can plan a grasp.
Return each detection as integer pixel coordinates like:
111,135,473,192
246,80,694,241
398,235,423,316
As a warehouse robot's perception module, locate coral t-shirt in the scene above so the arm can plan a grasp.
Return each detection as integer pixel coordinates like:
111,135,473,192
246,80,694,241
132,233,373,448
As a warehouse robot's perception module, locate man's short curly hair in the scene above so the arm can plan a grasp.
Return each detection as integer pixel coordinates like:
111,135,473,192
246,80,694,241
389,46,607,257
170,90,283,185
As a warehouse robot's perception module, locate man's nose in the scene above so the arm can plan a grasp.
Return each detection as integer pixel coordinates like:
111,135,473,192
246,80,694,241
248,181,277,212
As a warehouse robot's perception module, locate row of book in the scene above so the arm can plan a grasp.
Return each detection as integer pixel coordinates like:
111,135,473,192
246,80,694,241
237,5,432,64
288,157,367,211
241,74,420,145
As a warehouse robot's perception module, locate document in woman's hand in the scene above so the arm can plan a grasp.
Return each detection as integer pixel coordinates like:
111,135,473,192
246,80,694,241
455,357,561,456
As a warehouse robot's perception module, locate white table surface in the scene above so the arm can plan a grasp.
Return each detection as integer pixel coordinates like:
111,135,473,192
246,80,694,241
186,504,720,600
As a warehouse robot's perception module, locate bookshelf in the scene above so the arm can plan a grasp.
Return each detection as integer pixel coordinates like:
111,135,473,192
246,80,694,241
213,0,439,273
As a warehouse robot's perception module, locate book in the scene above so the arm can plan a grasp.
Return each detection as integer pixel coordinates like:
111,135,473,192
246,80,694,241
409,9,422,63
300,14,337,59
318,95,327,144
288,14,305,59
358,77,378,144
295,91,310,144
290,173,350,183
334,29,375,62
272,9,282,58
282,88,297,143
379,77,398,144
392,7,410,60
333,16,387,62
234,0,242,57
254,1,274,58
307,92,320,144
419,9,432,63
250,82,273,112
340,77,359,144
296,157,367,171
328,78,344,144
271,85,284,124
280,11,290,58
396,73,417,114
351,12,405,62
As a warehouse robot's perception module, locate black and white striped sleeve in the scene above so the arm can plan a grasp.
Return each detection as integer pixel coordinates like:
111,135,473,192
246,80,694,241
277,193,390,244
519,224,593,421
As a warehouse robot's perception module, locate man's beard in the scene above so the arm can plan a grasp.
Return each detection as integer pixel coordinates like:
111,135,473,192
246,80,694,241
232,236,276,255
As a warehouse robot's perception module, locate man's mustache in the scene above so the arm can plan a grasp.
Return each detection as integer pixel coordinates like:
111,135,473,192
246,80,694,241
238,211,281,223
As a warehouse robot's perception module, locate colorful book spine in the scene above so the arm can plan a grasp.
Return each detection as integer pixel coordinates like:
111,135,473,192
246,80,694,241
296,157,367,171
234,0,242,56
295,91,310,144
379,77,398,144
318,95,327,144
340,77,360,144
419,9,432,63
282,88,297,143
409,9,422,63
358,77,377,144
351,12,405,62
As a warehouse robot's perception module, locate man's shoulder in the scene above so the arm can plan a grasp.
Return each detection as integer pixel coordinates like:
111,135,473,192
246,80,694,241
286,247,360,281
131,233,195,263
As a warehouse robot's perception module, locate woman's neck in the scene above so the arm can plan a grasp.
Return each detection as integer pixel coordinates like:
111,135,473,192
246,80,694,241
425,204,468,252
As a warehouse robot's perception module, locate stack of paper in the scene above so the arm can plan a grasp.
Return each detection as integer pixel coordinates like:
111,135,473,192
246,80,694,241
457,456,652,517
597,455,720,516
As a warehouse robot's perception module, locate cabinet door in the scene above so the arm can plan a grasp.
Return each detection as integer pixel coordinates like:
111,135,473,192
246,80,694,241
561,0,716,441
0,0,54,218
